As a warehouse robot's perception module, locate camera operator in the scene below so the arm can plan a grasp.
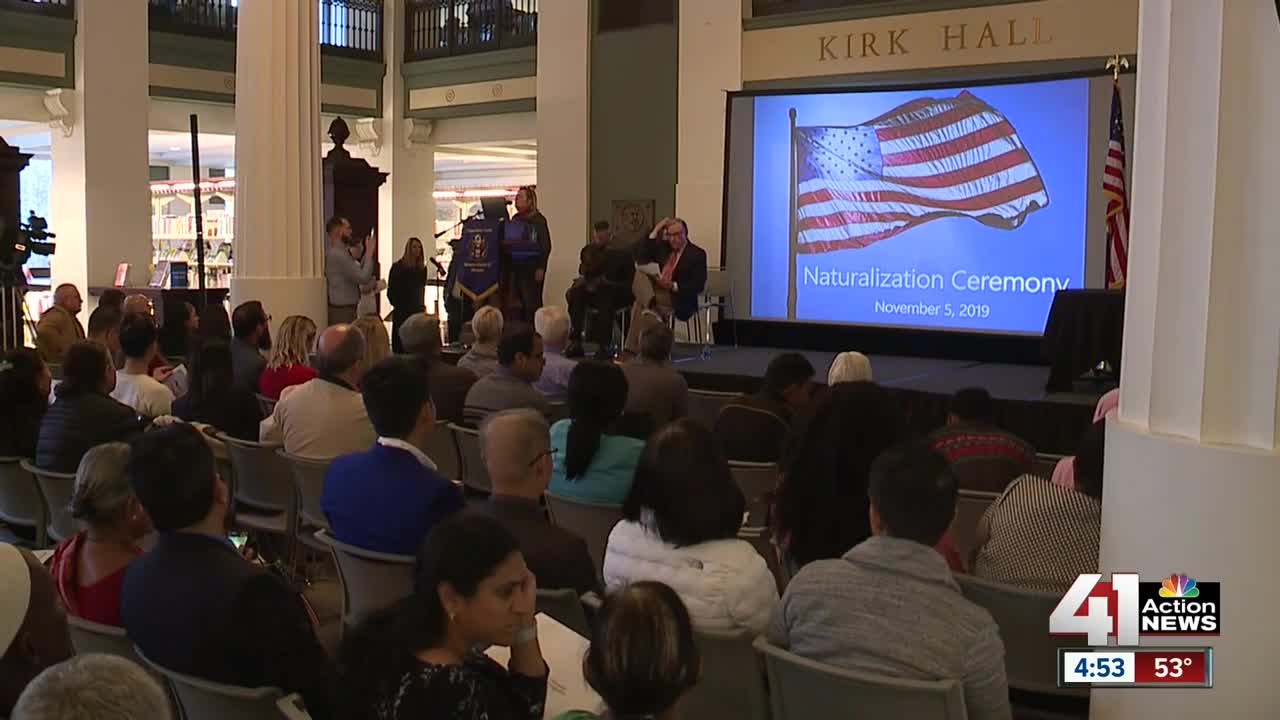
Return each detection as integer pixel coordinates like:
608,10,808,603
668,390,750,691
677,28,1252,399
324,215,375,326
35,283,84,363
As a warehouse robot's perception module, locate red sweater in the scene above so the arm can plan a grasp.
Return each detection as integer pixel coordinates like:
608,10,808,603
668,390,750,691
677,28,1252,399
258,363,317,400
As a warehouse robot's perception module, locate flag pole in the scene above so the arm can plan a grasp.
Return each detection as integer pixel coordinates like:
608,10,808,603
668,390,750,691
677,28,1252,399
787,107,798,320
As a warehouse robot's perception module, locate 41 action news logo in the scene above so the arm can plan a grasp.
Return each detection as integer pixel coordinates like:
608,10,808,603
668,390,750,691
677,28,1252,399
1049,573,1221,646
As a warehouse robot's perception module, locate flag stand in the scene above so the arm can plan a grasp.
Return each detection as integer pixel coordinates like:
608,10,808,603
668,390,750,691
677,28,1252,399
786,107,798,320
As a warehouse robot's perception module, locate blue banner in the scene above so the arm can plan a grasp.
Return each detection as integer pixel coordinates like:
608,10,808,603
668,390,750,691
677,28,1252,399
457,218,501,302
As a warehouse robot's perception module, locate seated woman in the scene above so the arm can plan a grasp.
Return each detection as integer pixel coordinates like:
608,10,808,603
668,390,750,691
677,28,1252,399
47,443,151,626
456,306,503,378
774,382,965,573
1052,388,1118,488
552,581,700,720
603,419,778,633
338,513,547,720
36,341,147,473
973,419,1105,593
158,300,199,360
547,361,644,506
353,315,392,369
258,315,317,400
0,348,52,458
827,350,873,385
172,340,264,441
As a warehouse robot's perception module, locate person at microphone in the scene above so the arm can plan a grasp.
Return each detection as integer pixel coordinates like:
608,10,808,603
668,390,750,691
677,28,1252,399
623,217,707,357
324,216,375,326
508,186,552,322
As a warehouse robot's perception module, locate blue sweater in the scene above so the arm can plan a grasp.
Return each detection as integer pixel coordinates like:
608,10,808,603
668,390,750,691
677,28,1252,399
321,443,464,555
547,419,644,506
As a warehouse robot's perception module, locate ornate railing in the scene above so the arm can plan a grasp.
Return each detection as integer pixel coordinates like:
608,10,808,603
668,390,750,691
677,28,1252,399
146,0,383,59
0,0,73,16
405,0,537,61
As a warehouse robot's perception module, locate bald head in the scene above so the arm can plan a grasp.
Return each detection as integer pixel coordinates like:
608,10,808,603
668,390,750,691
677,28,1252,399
480,409,552,496
53,284,81,315
315,324,367,385
0,546,72,715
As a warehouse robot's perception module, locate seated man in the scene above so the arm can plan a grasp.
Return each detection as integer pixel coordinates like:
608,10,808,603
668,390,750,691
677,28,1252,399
13,654,172,720
34,283,84,364
462,322,549,427
230,300,271,394
473,409,599,594
715,352,815,463
533,305,577,400
927,387,1035,493
110,313,175,419
398,312,477,425
261,323,376,459
768,442,1011,720
566,220,635,358
620,323,688,428
623,217,708,355
121,424,336,719
0,543,74,717
323,356,464,555
86,305,122,365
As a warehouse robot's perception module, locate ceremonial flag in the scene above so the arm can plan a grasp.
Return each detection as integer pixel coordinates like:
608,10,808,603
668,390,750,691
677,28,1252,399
457,218,501,302
1102,83,1130,289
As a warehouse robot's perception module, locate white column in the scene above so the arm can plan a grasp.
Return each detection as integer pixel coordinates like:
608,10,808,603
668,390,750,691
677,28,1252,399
1096,1,1280,716
49,0,151,320
676,0,741,268
535,0,591,311
231,0,326,326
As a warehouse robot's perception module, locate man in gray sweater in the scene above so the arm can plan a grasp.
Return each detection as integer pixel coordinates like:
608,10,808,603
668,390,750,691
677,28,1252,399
768,442,1012,720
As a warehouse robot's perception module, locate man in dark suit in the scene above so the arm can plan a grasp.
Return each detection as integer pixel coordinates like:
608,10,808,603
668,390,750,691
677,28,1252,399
471,408,599,594
565,220,635,359
624,217,708,355
120,424,336,720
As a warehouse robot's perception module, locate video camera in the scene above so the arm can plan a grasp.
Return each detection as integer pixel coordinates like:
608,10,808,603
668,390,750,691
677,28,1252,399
0,211,56,287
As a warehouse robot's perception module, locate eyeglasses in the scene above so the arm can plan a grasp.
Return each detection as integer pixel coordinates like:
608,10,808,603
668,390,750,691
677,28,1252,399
527,447,557,467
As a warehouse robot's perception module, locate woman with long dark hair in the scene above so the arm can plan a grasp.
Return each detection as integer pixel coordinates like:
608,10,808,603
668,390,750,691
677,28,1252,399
338,513,547,720
171,340,263,440
547,361,643,506
158,300,198,359
388,237,429,354
0,347,51,458
197,301,232,342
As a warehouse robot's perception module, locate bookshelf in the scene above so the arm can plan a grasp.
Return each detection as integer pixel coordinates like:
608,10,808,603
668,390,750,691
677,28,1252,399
150,179,236,288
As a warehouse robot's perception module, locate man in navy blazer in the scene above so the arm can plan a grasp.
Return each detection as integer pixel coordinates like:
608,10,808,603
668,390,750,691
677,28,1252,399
322,356,464,555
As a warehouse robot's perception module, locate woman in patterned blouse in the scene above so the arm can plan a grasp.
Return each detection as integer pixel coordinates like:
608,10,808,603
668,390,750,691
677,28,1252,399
338,514,548,719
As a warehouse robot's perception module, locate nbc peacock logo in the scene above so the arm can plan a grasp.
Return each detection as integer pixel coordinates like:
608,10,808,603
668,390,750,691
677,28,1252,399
1158,574,1200,599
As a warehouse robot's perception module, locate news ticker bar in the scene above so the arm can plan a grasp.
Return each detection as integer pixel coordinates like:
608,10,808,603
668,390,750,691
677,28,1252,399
1058,647,1212,689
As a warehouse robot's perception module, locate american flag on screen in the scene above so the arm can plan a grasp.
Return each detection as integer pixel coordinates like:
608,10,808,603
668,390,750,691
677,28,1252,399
793,91,1048,253
1103,83,1130,289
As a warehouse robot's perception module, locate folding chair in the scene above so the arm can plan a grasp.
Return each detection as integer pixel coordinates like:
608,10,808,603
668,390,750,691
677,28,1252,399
426,419,461,482
314,529,415,634
217,434,297,572
683,627,769,720
535,587,592,638
950,489,1000,561
21,460,76,543
739,524,787,593
0,457,48,547
67,614,140,663
686,389,739,430
136,646,288,720
545,493,622,579
729,460,778,526
450,423,491,494
280,450,330,552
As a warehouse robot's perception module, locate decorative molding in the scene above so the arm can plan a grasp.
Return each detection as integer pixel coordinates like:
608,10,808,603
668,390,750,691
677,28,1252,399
353,117,382,156
43,88,73,137
404,118,434,148
407,76,537,112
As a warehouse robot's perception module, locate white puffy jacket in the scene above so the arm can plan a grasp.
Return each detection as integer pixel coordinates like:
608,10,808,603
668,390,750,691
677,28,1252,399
603,519,779,634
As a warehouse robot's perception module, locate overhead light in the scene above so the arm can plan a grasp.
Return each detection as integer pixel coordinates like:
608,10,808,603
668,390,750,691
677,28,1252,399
168,146,182,151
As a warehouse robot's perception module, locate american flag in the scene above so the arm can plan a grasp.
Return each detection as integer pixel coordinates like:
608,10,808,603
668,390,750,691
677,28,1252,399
1103,82,1129,289
793,91,1048,253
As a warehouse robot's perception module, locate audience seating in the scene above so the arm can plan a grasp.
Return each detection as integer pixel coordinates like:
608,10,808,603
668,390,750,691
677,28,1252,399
728,460,778,526
739,525,787,592
1033,453,1064,481
136,646,288,720
683,627,769,720
449,423,491,494
0,456,48,547
426,419,461,482
255,393,278,417
535,587,592,638
715,405,788,464
20,460,76,544
66,614,141,663
687,389,739,430
198,425,235,496
955,574,1090,700
279,450,330,552
46,362,62,380
949,489,1000,562
218,434,298,572
754,636,968,720
276,693,314,720
544,493,622,580
314,529,414,634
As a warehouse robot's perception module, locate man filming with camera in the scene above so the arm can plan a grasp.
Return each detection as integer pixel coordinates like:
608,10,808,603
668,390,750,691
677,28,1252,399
324,215,376,325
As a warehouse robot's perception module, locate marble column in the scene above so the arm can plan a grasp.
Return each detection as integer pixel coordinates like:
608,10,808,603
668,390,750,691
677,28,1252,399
231,0,327,327
48,0,151,321
1095,0,1280,716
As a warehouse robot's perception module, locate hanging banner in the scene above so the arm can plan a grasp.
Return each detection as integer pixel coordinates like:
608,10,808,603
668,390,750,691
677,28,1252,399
457,218,502,303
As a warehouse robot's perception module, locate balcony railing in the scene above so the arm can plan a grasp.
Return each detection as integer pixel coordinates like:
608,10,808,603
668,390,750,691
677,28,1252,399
405,0,537,62
752,0,973,17
0,0,73,16
146,0,383,59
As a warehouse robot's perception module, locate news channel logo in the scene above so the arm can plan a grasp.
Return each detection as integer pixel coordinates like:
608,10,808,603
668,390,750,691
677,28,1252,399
1049,573,1220,646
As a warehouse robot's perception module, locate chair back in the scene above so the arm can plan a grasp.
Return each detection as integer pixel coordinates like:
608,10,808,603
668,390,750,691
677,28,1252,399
136,646,285,720
66,615,139,662
955,574,1089,698
315,529,415,630
754,636,968,720
739,525,787,592
276,693,314,720
21,460,76,543
704,267,732,300
729,460,777,526
681,627,769,720
0,457,48,547
535,588,591,638
950,489,999,561
687,389,738,430
715,405,788,464
280,451,330,531
199,427,237,503
218,434,292,513
545,493,622,579
426,419,460,482
450,423,490,493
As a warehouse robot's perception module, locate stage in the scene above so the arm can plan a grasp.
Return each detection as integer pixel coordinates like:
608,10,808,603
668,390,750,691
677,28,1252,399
669,345,1108,456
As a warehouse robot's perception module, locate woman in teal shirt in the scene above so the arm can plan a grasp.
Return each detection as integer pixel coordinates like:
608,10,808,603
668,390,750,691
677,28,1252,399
548,361,644,506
